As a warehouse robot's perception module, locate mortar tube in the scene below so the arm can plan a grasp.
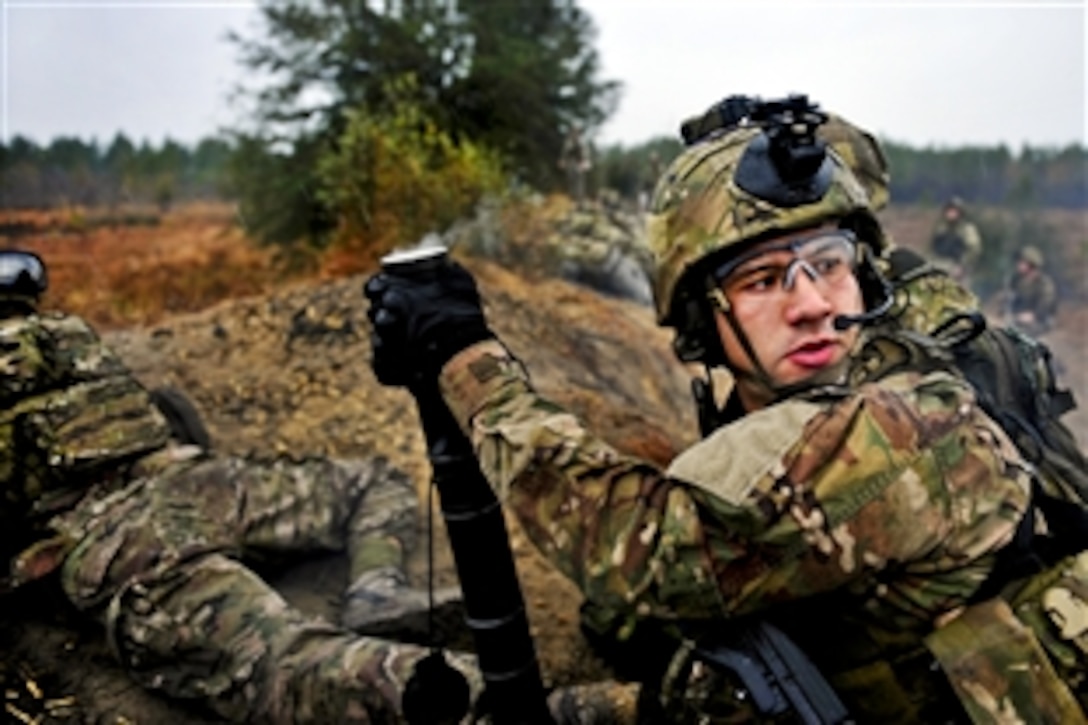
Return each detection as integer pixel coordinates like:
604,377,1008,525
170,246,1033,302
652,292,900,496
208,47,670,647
421,408,553,724
378,244,552,722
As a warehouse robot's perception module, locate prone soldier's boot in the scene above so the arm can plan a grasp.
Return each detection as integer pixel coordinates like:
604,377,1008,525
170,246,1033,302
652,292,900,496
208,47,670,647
340,459,467,647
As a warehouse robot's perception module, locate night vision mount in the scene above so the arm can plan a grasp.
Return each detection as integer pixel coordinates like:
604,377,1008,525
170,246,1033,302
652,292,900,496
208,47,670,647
680,94,834,208
679,94,760,146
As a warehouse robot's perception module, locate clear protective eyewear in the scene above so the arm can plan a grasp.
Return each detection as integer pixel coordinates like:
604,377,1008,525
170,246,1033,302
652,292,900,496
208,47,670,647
0,250,48,295
712,230,859,304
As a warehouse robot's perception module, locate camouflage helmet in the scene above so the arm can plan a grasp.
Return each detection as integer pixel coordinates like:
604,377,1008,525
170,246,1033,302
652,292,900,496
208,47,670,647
646,112,878,328
945,196,966,212
818,114,889,212
1019,245,1044,268
677,96,889,212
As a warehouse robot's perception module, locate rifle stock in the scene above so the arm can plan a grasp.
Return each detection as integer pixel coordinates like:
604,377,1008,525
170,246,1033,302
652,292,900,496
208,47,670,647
690,620,852,724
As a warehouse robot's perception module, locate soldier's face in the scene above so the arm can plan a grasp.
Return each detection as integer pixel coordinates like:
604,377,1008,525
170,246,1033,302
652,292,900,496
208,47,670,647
712,225,864,406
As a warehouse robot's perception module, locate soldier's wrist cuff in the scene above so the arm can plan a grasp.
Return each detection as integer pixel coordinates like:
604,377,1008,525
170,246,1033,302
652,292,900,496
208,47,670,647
439,340,529,432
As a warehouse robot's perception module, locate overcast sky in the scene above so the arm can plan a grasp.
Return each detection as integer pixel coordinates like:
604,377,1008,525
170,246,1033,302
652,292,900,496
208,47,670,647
2,0,1085,150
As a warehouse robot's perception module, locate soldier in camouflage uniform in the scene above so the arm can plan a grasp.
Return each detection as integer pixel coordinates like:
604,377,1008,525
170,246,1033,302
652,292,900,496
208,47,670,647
366,97,1087,721
1007,244,1059,337
544,200,654,306
929,196,983,290
0,249,484,723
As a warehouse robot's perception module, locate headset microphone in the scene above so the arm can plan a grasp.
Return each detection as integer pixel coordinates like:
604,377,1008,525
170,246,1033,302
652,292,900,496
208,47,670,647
833,275,894,330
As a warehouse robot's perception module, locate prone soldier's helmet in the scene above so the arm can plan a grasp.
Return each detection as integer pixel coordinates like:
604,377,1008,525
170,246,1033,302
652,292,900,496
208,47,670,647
0,249,48,312
646,95,890,365
818,114,890,212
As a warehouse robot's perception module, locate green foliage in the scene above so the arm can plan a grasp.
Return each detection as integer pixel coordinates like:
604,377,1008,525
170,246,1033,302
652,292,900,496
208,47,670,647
595,136,683,204
443,0,621,187
154,175,175,213
228,133,335,249
228,0,619,225
190,139,235,196
313,76,506,271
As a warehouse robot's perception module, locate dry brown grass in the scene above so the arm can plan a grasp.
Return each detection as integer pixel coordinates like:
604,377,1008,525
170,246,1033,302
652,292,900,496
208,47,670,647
1,203,311,330
1,197,546,329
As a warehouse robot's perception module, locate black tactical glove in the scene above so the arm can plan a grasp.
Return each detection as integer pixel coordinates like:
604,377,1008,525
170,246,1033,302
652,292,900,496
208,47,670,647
364,255,494,392
365,254,494,459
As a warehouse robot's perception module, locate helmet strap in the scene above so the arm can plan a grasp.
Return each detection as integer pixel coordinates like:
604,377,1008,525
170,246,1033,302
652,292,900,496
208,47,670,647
707,286,781,404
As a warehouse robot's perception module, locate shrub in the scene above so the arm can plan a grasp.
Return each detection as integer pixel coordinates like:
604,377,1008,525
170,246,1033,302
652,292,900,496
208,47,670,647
314,76,506,276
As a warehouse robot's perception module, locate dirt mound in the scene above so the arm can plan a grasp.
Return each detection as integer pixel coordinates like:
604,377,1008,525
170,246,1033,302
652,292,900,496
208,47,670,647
2,254,698,723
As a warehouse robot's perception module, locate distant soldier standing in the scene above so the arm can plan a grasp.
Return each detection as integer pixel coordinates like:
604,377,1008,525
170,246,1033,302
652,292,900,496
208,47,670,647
1007,244,1059,336
558,124,593,206
638,150,663,212
929,196,983,289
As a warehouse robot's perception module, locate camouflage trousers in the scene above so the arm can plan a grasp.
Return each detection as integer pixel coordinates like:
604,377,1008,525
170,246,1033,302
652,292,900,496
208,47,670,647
48,453,484,723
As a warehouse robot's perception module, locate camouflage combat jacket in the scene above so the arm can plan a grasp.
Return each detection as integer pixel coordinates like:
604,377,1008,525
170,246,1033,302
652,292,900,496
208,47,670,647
1,312,172,588
437,332,1036,721
930,218,982,275
1009,269,1059,331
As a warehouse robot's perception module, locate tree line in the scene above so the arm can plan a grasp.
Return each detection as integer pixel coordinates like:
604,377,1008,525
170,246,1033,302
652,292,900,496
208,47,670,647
2,130,1083,212
880,141,1087,209
0,133,233,212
